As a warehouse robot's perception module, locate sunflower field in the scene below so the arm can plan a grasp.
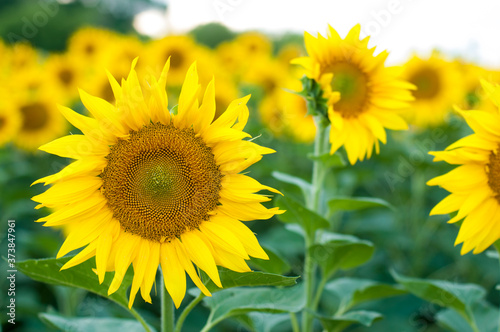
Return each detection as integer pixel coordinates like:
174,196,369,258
2,1,500,331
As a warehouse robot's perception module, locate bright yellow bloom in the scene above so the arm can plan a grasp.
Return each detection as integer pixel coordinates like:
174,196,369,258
45,54,83,102
402,52,464,127
32,59,283,308
13,94,66,151
67,27,116,64
293,25,414,164
0,97,21,147
235,32,272,59
143,35,202,86
260,89,316,143
428,81,500,254
242,57,290,94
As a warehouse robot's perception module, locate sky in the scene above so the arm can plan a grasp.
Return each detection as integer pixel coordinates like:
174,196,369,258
134,0,500,67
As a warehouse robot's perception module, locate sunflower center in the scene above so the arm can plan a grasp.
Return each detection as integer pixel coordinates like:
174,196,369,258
487,146,500,199
0,117,5,130
58,68,74,86
20,103,49,131
408,67,441,99
168,49,184,69
84,44,95,55
101,122,222,242
327,61,368,117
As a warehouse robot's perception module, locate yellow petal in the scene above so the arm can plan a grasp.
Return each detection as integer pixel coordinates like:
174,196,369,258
200,221,249,259
181,230,222,288
211,214,269,260
160,241,187,308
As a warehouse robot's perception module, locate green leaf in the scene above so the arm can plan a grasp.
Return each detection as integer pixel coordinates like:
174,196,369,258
238,313,291,332
324,278,407,313
328,196,393,214
437,301,499,332
203,284,305,329
272,171,311,200
309,232,374,277
17,256,133,310
317,310,383,332
275,195,329,236
39,313,156,332
307,152,346,169
392,271,486,326
202,267,299,293
249,245,291,274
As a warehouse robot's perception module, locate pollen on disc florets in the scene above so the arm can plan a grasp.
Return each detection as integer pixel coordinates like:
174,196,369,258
325,61,369,117
101,122,222,242
487,145,500,202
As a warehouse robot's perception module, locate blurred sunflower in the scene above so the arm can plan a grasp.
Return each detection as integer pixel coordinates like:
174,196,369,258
215,41,247,79
242,57,290,94
402,52,463,127
260,89,316,143
45,54,83,102
32,59,282,308
144,35,201,86
235,32,272,58
428,81,500,254
67,27,115,64
14,95,67,151
0,98,21,147
212,77,239,120
292,24,414,164
7,42,38,71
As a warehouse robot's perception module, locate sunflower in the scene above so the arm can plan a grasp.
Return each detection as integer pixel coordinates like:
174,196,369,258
0,97,21,147
45,54,83,102
260,89,316,143
14,94,67,151
427,81,500,254
292,24,414,164
242,57,290,94
235,32,272,59
32,59,283,308
143,35,201,86
7,42,38,72
401,52,464,127
67,27,116,64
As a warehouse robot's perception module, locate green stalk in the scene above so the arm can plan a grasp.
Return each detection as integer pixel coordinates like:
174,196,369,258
302,115,330,332
130,308,152,332
290,312,300,332
161,277,175,332
174,292,205,332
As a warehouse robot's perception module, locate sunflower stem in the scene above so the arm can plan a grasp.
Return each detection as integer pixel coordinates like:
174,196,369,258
302,115,330,332
290,312,300,332
130,308,152,332
161,277,175,332
174,292,205,332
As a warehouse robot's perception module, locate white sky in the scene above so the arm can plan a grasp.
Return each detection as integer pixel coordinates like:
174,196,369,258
152,0,500,67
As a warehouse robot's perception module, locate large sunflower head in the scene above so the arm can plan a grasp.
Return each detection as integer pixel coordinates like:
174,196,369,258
292,24,414,164
402,52,464,127
32,58,283,308
427,81,500,254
